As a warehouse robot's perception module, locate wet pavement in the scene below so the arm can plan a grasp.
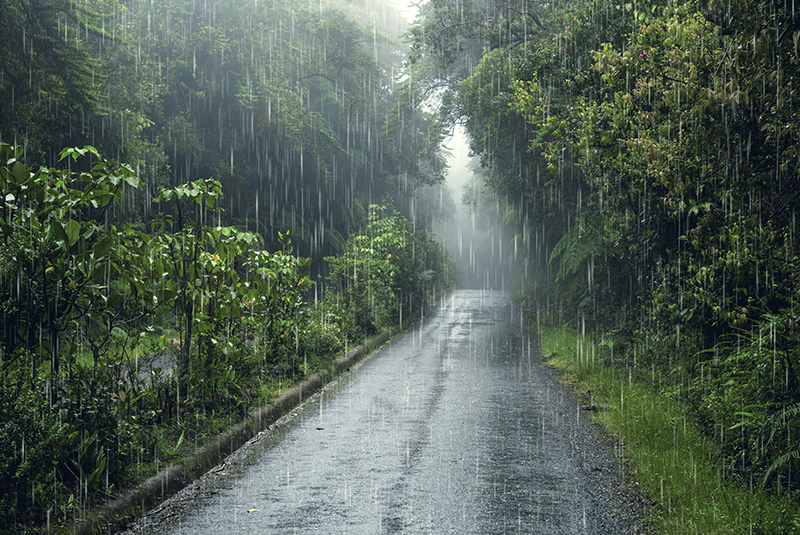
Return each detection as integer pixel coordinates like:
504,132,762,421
128,290,647,534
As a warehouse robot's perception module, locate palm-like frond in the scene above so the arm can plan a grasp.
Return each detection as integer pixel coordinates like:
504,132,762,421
549,220,595,282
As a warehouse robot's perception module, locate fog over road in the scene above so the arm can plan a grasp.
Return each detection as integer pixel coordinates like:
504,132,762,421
132,290,646,534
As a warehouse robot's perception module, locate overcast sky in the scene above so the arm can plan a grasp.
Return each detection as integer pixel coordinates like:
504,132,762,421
391,0,419,22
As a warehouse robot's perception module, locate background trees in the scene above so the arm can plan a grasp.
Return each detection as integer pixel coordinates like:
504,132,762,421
0,0,108,159
324,205,457,336
1,0,450,263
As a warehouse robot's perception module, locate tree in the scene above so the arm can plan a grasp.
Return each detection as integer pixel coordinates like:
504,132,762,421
0,0,115,160
0,143,143,394
325,205,456,337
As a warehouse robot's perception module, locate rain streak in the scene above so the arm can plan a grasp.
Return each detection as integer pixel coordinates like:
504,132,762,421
0,0,797,532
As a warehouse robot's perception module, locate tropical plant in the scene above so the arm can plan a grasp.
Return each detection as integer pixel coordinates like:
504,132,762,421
324,205,456,338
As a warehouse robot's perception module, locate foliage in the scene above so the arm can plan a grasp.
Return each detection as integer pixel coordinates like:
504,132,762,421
0,387,69,528
0,142,457,530
324,205,457,338
111,0,443,258
0,143,143,389
0,145,315,529
0,0,458,528
563,0,800,490
412,0,800,511
324,205,455,339
0,0,445,267
245,232,314,379
539,324,800,534
690,303,800,490
0,0,111,159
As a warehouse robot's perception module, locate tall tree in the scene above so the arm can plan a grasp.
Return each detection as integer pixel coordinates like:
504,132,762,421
0,0,110,160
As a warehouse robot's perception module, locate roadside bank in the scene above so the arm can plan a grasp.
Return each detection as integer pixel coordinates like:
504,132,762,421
538,324,800,534
73,326,402,535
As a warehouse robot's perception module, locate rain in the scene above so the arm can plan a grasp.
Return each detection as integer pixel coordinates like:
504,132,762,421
0,0,798,532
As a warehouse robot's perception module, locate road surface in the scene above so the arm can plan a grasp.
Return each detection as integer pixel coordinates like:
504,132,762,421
124,290,647,534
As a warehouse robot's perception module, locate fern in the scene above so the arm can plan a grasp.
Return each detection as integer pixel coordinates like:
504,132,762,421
760,402,800,487
549,219,595,282
762,447,800,488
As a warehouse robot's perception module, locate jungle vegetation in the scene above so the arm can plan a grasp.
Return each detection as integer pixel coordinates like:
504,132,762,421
4,0,800,529
409,0,800,529
0,0,456,529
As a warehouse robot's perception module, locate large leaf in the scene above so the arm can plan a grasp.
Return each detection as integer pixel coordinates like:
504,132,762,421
107,292,124,309
93,235,114,259
10,161,28,184
65,219,81,246
52,221,69,246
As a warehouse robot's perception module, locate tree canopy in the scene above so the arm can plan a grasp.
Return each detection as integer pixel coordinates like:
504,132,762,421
0,0,449,262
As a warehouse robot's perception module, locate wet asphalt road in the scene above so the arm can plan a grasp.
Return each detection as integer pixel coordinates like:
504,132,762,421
156,290,645,534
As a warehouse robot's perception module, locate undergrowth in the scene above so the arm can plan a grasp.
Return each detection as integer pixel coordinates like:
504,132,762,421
538,325,800,534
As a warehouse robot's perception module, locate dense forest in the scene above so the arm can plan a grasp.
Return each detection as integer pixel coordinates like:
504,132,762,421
0,0,454,253
3,0,800,530
0,0,457,530
409,0,800,527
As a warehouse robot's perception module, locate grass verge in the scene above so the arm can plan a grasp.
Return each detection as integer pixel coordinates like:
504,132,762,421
539,325,800,534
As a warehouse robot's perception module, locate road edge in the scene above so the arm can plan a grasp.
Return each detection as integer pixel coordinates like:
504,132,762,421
74,325,402,535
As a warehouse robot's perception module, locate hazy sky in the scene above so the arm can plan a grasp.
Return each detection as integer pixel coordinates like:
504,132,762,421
444,125,473,195
391,0,419,22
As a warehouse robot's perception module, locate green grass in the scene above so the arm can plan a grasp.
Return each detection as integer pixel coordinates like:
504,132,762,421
539,325,800,534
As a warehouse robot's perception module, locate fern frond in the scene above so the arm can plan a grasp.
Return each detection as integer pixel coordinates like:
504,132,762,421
549,220,595,282
766,402,800,425
762,446,800,487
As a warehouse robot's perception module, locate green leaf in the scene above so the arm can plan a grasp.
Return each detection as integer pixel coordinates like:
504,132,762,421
123,174,141,188
59,147,85,161
156,288,175,306
0,167,11,189
107,292,124,309
65,220,81,246
0,142,18,162
93,236,114,259
10,161,28,183
84,146,101,159
53,221,69,247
